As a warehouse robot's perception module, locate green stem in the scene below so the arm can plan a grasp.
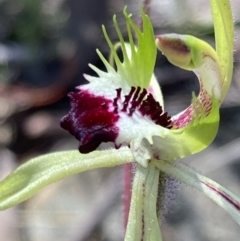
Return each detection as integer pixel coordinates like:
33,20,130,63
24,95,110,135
124,162,163,241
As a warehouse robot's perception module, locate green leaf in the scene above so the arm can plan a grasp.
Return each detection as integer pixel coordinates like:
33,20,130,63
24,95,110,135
155,159,240,225
0,148,133,210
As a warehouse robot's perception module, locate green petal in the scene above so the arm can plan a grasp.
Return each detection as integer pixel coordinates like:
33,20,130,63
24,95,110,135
155,160,240,225
100,8,157,88
0,147,133,210
211,0,234,101
125,163,162,241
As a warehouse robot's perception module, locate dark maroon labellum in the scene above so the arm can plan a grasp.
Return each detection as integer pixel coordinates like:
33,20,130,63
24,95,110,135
61,86,172,154
60,90,119,153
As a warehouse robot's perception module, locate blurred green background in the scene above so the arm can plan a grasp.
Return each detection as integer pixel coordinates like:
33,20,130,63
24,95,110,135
1,0,240,240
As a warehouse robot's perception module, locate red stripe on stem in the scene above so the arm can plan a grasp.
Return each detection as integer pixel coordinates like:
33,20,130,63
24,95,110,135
204,182,240,211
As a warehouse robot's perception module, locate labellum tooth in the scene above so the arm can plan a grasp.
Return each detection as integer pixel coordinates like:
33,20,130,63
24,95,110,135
122,87,136,112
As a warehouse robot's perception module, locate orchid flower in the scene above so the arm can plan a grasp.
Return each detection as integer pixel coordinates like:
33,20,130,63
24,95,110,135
0,0,239,240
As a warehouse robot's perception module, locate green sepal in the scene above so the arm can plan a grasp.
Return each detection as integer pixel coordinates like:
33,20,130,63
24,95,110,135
0,148,133,210
211,0,234,101
155,159,240,225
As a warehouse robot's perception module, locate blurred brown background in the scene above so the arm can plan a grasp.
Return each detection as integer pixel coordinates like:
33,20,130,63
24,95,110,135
0,0,240,240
